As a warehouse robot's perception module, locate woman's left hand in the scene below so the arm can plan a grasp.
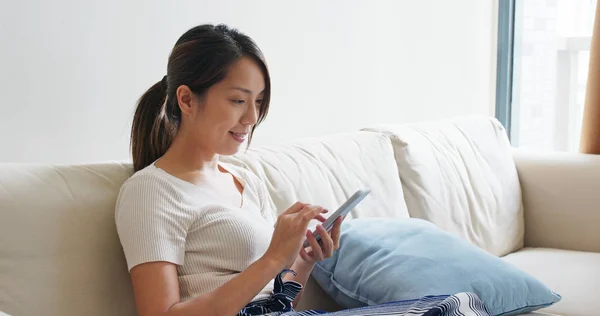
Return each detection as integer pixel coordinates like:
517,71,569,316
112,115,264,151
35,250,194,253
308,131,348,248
298,216,343,264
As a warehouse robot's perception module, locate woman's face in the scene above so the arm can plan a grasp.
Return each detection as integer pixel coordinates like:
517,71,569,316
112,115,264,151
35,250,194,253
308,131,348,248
176,56,266,156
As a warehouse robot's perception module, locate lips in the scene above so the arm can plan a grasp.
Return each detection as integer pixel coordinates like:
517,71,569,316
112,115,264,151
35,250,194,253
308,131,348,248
229,131,247,143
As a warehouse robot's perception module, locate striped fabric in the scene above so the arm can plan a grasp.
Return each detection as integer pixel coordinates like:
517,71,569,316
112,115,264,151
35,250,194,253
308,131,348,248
319,293,491,316
239,271,491,316
238,270,312,316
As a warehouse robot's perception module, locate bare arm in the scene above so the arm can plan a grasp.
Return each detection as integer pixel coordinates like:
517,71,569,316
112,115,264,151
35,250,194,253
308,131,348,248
131,257,283,316
283,259,315,307
130,203,327,316
283,217,343,307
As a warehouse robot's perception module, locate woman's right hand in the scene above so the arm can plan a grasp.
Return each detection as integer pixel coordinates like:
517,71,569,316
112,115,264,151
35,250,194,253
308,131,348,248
263,202,328,269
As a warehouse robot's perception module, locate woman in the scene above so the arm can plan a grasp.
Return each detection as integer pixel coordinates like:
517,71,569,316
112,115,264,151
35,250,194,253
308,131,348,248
116,23,340,316
115,24,491,316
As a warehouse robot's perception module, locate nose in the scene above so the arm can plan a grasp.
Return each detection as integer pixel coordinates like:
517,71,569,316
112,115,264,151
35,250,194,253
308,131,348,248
241,104,259,126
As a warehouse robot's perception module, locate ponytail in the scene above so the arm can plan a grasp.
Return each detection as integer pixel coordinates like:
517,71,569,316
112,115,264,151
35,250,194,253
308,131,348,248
130,80,178,172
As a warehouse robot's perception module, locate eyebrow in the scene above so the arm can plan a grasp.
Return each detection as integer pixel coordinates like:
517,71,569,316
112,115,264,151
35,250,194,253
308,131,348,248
230,87,265,95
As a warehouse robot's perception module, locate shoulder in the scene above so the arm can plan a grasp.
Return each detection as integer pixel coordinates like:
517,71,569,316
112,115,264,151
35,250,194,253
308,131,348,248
115,165,193,219
118,166,177,200
115,166,192,271
115,165,197,230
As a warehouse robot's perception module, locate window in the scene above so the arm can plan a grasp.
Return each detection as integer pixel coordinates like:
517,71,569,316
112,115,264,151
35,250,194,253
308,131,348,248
496,0,596,152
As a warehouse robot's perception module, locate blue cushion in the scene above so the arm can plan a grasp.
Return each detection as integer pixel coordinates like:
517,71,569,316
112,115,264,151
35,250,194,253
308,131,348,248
312,218,561,316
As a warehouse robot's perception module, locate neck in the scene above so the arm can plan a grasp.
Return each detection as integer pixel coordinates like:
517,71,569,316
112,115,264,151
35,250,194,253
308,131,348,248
158,131,220,174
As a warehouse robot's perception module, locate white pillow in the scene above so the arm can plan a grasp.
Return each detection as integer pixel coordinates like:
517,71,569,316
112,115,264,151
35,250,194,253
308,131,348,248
221,131,409,222
363,117,524,256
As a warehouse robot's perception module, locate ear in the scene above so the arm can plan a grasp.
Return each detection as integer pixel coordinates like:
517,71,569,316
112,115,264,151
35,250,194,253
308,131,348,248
176,85,195,116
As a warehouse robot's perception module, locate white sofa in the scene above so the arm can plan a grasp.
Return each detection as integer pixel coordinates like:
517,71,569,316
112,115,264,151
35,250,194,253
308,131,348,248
1,117,599,316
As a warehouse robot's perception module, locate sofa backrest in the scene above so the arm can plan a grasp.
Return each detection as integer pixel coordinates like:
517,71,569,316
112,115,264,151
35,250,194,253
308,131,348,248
0,130,409,316
363,117,524,256
2,117,515,315
0,163,137,316
221,131,410,221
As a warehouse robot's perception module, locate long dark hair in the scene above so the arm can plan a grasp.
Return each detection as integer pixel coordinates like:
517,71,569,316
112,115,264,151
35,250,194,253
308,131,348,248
131,24,271,172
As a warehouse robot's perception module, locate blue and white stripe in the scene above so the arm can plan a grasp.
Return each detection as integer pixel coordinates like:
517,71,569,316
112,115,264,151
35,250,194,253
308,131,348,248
238,271,491,316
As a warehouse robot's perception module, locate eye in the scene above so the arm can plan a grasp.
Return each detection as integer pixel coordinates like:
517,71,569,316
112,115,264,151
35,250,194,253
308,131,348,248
231,99,245,105
255,99,264,108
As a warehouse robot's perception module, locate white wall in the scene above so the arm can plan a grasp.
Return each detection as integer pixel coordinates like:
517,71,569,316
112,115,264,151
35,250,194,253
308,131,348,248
0,0,498,164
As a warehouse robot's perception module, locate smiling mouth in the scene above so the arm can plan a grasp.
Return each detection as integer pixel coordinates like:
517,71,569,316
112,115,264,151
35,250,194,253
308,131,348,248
229,131,247,143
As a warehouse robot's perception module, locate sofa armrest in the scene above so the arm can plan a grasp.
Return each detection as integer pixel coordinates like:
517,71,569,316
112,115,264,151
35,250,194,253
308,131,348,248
512,149,600,253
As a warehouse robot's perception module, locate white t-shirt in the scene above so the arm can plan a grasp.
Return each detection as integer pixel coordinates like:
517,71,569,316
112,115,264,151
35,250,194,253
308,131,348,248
115,162,277,302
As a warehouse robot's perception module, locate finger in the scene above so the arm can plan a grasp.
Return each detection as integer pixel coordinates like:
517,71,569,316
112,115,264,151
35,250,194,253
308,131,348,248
306,229,325,261
314,214,327,222
300,205,324,223
282,201,308,214
330,216,343,250
299,246,313,263
316,224,334,257
300,205,327,215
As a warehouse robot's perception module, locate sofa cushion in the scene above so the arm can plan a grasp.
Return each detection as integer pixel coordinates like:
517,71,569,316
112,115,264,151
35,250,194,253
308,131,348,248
0,163,136,316
363,117,524,256
502,248,600,316
312,218,560,316
221,131,409,220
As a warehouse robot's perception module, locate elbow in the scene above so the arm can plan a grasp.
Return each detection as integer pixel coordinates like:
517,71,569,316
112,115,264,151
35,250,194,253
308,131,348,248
161,299,220,316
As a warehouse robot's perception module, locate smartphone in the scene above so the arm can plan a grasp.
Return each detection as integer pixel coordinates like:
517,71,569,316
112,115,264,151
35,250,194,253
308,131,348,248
303,188,371,248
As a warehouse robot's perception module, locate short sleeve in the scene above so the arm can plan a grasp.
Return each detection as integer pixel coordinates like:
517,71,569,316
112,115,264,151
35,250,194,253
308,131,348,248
115,174,193,272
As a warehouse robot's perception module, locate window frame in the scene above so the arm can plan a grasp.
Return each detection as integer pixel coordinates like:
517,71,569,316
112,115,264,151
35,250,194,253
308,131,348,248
495,0,516,140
